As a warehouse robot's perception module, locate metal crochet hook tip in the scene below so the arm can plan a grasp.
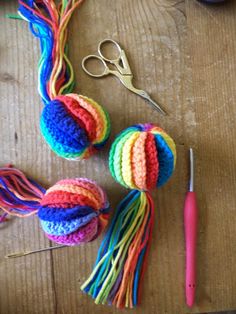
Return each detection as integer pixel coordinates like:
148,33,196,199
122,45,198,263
5,245,66,259
189,148,194,192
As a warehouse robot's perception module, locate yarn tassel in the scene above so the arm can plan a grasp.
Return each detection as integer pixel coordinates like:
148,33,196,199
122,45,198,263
0,166,45,221
81,189,155,308
18,1,111,160
82,123,176,308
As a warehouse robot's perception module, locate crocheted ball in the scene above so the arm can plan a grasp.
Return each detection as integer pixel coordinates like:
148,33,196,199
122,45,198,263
109,123,176,191
40,94,111,160
38,178,110,246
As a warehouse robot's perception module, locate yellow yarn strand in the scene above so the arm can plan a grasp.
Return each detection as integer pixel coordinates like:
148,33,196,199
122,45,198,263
58,52,74,95
50,1,83,98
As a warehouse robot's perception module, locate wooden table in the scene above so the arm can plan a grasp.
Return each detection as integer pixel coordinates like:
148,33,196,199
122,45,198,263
1,1,236,313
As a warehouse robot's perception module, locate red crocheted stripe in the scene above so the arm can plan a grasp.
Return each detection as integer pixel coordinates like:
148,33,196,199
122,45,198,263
56,95,97,142
145,133,159,190
40,191,98,209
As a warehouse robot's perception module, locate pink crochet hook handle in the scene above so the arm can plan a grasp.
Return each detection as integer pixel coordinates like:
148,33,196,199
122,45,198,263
184,148,198,307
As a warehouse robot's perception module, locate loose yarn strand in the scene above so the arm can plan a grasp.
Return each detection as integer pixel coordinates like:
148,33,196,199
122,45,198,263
0,166,45,220
18,1,54,27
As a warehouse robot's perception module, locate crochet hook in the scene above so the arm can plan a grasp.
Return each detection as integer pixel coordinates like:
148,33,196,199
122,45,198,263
5,244,66,259
184,148,198,307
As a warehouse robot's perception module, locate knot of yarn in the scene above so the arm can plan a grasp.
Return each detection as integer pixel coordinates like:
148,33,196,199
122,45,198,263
38,178,110,246
109,123,176,191
41,94,110,160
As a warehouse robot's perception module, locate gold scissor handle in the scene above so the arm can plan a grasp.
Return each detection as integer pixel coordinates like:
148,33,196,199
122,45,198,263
98,38,122,62
81,55,110,78
98,39,132,75
82,39,132,78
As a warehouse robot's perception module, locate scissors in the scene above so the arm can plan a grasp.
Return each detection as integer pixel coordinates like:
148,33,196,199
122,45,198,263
81,39,166,115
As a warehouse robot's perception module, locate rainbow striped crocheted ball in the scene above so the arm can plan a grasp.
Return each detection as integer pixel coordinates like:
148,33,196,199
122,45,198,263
40,94,110,160
109,123,176,191
38,178,110,246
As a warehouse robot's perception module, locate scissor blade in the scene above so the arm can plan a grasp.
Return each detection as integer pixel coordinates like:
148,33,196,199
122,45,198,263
144,94,167,116
116,74,167,115
140,92,167,116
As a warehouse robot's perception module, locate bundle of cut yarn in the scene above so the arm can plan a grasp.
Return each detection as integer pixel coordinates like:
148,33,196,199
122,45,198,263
18,0,110,160
0,166,110,245
81,123,176,308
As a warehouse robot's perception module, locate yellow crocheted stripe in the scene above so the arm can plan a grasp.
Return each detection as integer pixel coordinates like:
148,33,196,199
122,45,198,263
113,131,135,188
121,132,140,189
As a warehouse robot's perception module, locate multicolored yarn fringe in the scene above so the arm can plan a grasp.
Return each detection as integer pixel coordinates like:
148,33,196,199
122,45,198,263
81,123,176,308
18,1,110,160
0,166,110,245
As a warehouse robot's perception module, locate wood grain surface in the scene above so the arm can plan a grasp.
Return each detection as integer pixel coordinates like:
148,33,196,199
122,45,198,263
0,0,236,313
